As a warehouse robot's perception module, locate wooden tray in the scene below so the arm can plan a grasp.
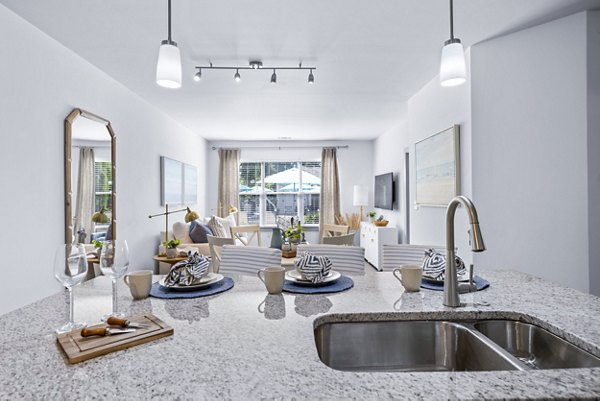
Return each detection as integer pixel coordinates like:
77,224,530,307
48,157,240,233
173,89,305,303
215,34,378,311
56,313,173,364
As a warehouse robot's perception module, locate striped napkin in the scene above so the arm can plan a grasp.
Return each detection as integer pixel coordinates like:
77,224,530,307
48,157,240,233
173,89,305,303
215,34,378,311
164,251,210,286
422,249,466,281
294,252,332,283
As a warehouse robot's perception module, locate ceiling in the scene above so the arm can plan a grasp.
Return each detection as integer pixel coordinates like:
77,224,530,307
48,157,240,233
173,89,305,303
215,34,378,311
2,0,598,141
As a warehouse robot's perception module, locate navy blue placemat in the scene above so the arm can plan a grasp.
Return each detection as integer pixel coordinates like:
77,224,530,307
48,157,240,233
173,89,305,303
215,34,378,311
420,275,489,291
150,277,234,299
283,275,354,294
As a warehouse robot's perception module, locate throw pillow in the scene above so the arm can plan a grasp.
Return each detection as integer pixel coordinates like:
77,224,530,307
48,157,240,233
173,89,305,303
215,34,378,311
190,223,213,243
208,216,227,237
172,221,193,244
214,215,234,238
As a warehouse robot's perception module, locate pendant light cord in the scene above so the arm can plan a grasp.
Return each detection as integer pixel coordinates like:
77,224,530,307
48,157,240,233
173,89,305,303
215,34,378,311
167,0,172,43
449,0,454,40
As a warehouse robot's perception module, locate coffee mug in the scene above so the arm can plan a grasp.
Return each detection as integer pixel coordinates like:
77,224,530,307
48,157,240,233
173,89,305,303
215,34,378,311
257,266,285,294
393,265,423,292
123,270,153,300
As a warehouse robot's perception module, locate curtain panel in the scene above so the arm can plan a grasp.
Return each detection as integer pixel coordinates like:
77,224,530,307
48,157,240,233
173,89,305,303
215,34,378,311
74,147,95,242
319,148,341,238
218,148,241,218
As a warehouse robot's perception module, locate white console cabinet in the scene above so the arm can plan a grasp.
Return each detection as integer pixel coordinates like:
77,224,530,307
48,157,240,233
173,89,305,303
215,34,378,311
360,222,398,271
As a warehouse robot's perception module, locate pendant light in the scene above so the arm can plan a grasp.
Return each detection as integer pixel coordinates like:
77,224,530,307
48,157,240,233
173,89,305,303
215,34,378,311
440,0,466,87
156,0,182,89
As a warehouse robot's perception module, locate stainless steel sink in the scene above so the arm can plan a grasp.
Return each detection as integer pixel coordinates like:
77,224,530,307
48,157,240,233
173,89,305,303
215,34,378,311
314,320,523,372
314,318,600,372
473,320,600,369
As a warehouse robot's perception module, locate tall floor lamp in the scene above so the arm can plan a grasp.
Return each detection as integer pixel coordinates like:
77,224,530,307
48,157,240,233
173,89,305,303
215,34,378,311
149,205,199,244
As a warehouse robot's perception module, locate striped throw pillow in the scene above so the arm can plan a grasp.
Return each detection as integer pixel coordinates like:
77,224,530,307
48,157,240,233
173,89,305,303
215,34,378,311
208,216,227,237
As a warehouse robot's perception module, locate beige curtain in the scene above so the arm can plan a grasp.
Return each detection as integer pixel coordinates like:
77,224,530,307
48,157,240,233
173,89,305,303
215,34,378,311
319,148,341,238
218,148,241,217
74,147,95,242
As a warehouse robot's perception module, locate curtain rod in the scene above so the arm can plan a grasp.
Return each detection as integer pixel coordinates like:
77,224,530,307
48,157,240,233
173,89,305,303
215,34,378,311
211,145,349,151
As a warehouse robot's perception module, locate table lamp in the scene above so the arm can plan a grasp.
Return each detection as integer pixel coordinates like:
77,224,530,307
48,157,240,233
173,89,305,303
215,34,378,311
353,185,368,221
149,205,199,244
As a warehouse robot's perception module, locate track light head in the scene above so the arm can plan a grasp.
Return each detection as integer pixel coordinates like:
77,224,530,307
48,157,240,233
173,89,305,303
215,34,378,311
234,69,241,82
308,69,314,84
271,69,277,84
193,68,202,82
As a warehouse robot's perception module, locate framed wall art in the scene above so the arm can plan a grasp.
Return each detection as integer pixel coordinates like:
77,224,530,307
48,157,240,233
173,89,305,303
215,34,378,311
414,125,460,206
161,156,198,206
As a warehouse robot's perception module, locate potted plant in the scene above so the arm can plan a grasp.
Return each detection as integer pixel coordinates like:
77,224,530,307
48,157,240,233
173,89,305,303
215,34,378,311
164,239,181,259
367,211,376,222
282,221,305,257
92,239,104,258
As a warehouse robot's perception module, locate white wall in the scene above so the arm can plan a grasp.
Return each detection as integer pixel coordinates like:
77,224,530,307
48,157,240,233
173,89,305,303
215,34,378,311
372,107,409,242
206,140,373,244
471,12,589,292
0,5,207,315
587,11,600,295
407,51,473,264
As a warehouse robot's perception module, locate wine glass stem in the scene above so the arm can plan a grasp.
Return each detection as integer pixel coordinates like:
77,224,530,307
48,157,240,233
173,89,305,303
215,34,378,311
68,287,74,325
112,279,118,316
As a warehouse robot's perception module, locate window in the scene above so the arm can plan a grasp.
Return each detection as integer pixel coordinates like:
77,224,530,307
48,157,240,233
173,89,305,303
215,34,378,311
239,161,321,226
94,161,112,223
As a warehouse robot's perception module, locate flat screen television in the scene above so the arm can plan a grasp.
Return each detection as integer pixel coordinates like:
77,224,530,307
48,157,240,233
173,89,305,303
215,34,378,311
374,172,395,210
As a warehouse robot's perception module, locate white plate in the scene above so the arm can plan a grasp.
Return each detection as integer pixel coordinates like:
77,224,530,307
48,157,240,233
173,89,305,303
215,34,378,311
159,273,223,291
421,273,469,284
285,270,341,286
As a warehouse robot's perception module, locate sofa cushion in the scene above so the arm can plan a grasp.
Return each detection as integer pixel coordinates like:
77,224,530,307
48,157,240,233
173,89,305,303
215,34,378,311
190,223,213,244
173,221,193,244
208,216,227,237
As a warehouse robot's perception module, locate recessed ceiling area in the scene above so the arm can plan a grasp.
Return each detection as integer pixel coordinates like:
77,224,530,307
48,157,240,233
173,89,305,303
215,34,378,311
1,0,598,141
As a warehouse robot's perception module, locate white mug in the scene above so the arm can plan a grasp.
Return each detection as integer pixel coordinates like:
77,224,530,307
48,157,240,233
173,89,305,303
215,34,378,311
257,266,285,294
123,270,153,300
393,265,423,292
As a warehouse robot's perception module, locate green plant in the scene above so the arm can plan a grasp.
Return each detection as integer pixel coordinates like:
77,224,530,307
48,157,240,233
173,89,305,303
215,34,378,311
283,222,305,243
164,239,181,249
92,239,104,249
367,211,376,218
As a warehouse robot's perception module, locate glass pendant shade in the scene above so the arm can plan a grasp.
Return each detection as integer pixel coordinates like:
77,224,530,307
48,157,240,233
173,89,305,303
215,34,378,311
156,41,182,89
440,41,466,87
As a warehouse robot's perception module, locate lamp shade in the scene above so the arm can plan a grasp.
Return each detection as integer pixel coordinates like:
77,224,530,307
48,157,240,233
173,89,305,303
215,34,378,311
353,185,368,207
156,42,182,89
440,41,466,87
184,207,199,223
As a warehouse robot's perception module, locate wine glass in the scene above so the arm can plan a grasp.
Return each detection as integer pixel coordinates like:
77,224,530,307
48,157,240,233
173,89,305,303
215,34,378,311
53,244,88,334
99,239,129,319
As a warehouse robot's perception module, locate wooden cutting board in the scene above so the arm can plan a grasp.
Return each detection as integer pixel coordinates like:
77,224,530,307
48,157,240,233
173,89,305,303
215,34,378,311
56,313,173,364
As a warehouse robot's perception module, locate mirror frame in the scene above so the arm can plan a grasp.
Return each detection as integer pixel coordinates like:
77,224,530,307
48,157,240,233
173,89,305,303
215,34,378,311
64,108,116,244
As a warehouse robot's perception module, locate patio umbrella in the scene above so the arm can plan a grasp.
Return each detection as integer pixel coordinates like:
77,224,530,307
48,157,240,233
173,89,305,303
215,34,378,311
262,167,320,185
280,183,320,193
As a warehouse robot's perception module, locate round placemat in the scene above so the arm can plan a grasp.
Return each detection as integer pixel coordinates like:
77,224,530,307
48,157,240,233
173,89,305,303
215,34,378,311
283,275,354,294
150,277,234,299
420,275,489,291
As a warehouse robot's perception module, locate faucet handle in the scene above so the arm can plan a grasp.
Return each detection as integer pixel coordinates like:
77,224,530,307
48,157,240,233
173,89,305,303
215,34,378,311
458,264,477,293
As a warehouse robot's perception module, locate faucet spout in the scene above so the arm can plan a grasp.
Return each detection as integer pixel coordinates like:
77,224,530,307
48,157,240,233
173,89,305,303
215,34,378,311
444,196,486,307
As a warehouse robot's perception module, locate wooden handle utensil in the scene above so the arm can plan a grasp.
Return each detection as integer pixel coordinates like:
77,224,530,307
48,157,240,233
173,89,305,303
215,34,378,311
81,327,108,337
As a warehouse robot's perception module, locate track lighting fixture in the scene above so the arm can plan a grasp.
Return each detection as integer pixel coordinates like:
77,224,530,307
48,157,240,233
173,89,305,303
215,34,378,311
440,0,466,87
156,0,182,89
193,61,316,84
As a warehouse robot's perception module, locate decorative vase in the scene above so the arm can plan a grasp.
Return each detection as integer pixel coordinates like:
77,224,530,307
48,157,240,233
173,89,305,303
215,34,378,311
166,248,178,259
282,241,298,258
270,227,284,249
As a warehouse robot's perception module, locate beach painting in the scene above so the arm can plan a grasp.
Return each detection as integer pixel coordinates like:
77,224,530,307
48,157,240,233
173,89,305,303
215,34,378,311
415,125,460,206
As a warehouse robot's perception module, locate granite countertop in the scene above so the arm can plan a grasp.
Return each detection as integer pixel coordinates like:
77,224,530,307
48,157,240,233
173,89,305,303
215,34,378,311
1,267,599,400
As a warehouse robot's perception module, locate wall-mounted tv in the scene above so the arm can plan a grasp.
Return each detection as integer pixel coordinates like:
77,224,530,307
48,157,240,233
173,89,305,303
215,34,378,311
374,172,395,210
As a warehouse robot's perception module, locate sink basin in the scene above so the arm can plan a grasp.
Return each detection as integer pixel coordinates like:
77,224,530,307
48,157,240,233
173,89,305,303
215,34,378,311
314,320,522,372
473,320,600,369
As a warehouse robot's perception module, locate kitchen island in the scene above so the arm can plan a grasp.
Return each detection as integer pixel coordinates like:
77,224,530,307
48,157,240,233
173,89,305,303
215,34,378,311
0,268,599,400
